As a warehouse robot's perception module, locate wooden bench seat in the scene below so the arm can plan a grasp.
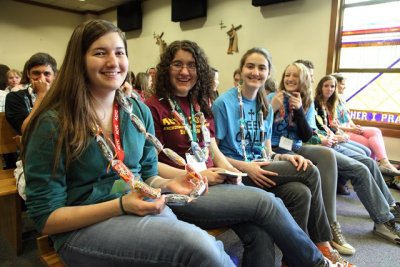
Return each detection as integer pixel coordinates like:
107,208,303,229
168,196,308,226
0,112,22,255
0,170,22,255
37,235,65,267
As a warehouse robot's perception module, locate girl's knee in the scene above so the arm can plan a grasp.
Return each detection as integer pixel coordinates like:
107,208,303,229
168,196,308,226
305,165,321,182
292,184,312,204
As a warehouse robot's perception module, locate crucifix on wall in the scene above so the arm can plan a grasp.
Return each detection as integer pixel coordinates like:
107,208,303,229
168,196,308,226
153,32,167,54
227,24,242,55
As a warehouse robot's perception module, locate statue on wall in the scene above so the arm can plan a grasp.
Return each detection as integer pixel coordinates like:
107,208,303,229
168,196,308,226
227,24,242,55
153,32,167,54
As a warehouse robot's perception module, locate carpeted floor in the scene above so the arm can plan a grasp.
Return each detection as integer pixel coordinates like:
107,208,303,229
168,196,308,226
1,186,399,267
218,184,400,267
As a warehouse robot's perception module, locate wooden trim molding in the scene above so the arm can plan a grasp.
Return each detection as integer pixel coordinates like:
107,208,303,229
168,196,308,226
352,119,400,138
326,0,342,74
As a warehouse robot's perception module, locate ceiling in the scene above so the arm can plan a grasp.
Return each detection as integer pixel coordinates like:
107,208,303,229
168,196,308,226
15,0,135,14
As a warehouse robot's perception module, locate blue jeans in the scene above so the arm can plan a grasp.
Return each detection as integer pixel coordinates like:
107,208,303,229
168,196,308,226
338,141,371,185
59,207,234,267
169,184,325,267
333,144,395,224
340,140,371,157
60,185,326,267
242,161,331,244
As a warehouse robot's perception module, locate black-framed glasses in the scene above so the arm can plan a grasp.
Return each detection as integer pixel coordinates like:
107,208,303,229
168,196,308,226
170,61,197,72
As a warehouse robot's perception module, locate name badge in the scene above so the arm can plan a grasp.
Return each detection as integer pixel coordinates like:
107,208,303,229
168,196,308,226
279,136,293,151
185,153,207,172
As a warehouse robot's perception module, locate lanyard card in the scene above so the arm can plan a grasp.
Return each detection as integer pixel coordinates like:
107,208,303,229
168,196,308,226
185,153,207,172
279,136,293,151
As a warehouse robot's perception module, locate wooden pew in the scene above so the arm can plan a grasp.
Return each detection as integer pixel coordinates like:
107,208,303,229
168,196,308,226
37,235,65,267
0,112,22,255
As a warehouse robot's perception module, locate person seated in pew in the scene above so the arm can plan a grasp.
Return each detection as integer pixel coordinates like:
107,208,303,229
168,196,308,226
272,63,400,247
5,69,24,92
145,40,344,267
312,75,400,231
233,68,241,88
212,47,353,266
331,72,400,182
5,52,57,135
22,20,341,267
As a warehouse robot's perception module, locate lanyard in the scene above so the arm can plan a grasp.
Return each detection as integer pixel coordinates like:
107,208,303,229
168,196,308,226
93,105,160,199
277,95,296,138
172,98,198,142
237,86,269,161
167,97,210,162
112,102,125,162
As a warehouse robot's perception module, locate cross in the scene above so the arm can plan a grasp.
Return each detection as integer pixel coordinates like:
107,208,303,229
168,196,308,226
248,109,256,121
219,20,226,30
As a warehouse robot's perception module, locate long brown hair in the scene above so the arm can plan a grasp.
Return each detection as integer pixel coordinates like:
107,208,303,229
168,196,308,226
314,75,339,118
239,47,273,119
22,19,127,172
154,40,214,117
278,63,313,111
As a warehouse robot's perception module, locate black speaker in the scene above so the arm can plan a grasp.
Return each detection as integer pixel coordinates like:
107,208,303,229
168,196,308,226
117,1,142,31
252,0,294,6
171,0,207,22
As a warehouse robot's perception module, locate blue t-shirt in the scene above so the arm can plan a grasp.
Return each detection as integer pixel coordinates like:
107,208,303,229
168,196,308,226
267,92,317,151
212,87,273,161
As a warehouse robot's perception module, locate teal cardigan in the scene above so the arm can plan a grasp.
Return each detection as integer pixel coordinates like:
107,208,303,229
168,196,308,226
24,99,158,251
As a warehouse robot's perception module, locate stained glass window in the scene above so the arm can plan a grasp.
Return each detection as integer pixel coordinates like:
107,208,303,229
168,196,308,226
337,0,400,125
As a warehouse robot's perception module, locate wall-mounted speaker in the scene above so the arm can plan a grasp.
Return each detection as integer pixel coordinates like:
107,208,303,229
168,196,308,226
252,0,295,6
171,0,207,22
117,1,142,31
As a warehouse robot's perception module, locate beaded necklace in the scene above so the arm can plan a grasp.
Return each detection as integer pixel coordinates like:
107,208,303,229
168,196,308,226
237,86,270,162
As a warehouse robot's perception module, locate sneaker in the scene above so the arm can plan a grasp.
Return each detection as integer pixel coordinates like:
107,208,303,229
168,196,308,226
330,222,356,255
392,176,400,190
390,202,400,223
337,183,350,195
321,248,356,267
320,257,345,267
373,219,400,245
379,164,400,177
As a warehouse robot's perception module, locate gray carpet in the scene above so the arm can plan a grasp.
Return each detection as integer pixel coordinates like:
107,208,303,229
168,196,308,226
1,187,399,267
218,185,400,267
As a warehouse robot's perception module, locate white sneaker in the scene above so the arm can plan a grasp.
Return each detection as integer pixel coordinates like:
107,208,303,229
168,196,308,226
390,202,400,223
330,221,356,255
373,219,400,245
322,257,345,267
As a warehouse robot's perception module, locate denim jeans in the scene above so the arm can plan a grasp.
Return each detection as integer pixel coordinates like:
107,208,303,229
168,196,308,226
171,184,325,267
333,144,395,224
242,161,332,244
59,206,235,267
60,184,326,267
340,140,371,157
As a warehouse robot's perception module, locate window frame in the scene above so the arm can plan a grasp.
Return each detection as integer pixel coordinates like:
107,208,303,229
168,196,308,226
327,0,400,138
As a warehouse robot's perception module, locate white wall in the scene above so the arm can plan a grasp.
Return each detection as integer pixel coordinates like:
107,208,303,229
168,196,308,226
0,0,83,71
0,0,331,92
1,0,398,161
101,0,332,93
384,137,400,162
